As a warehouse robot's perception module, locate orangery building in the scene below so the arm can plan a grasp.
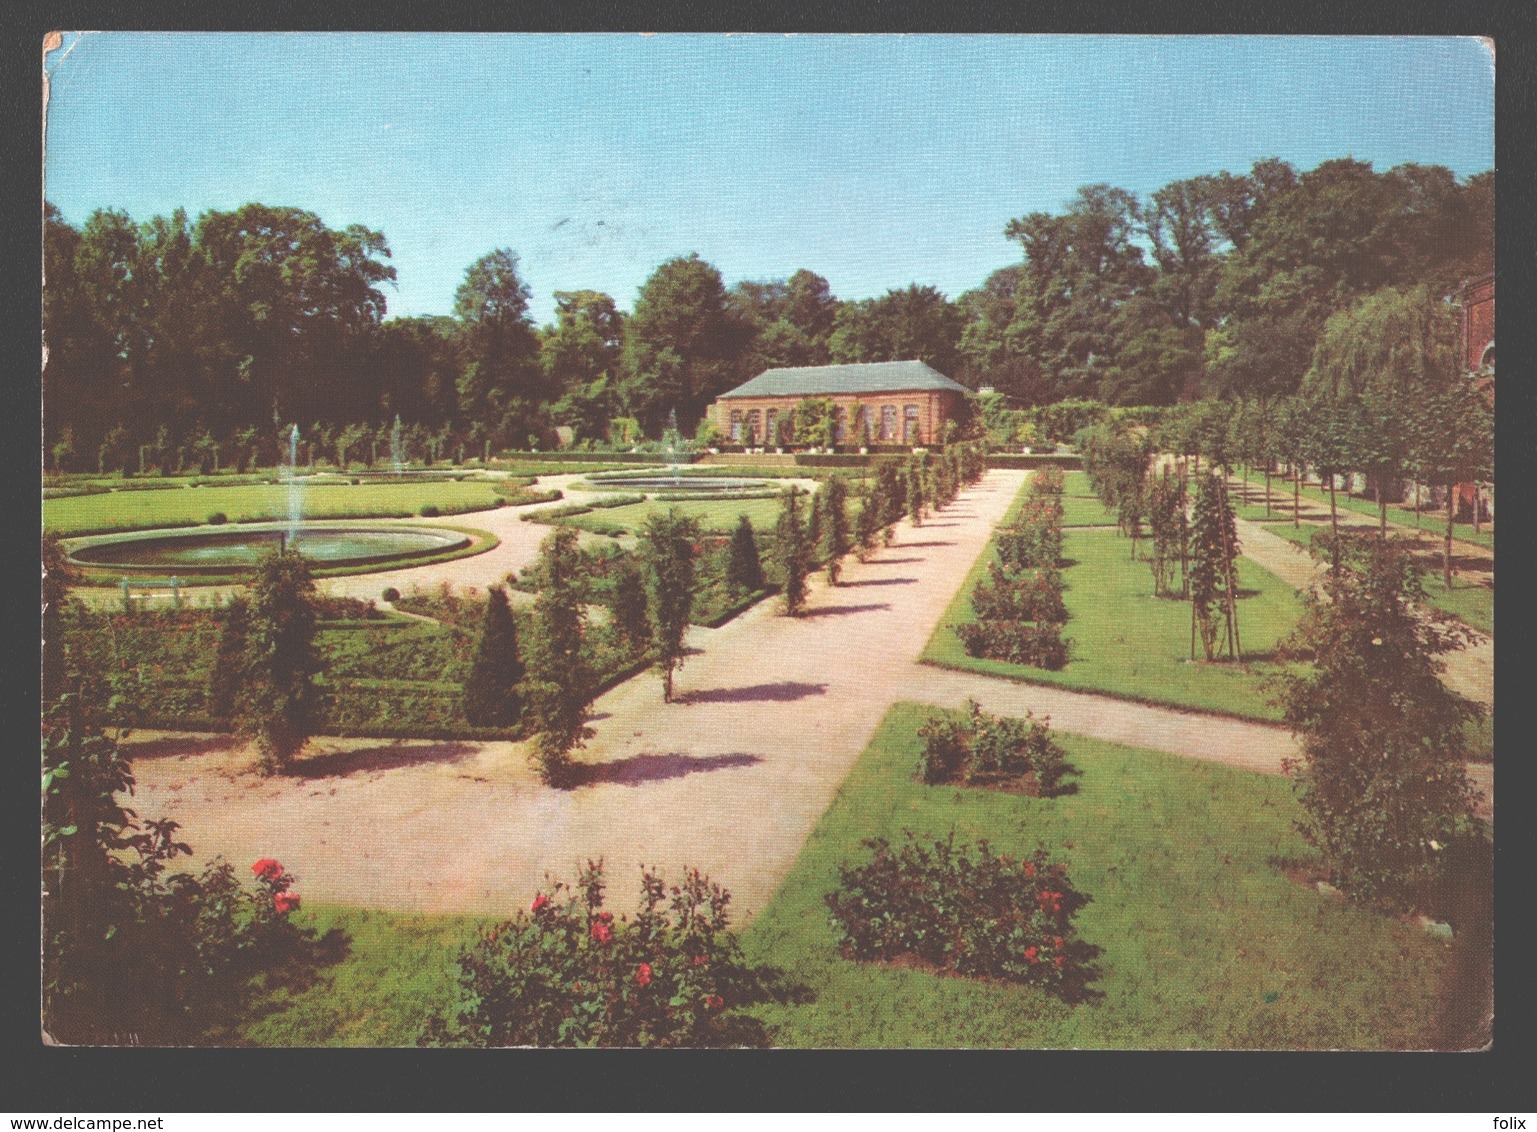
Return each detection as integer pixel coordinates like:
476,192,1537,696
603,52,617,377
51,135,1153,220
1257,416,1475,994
711,360,971,447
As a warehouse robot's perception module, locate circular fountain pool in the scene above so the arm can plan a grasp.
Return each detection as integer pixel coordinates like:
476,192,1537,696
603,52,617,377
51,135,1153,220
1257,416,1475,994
67,525,471,577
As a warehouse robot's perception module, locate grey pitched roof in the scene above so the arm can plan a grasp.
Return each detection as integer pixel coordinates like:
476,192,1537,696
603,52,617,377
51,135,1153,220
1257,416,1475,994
718,360,971,400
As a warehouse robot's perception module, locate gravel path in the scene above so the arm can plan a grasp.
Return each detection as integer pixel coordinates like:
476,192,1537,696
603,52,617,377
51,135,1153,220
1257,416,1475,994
1232,516,1493,709
124,467,1494,924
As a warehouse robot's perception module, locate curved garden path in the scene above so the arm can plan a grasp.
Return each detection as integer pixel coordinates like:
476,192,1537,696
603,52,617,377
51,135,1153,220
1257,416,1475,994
125,468,1494,925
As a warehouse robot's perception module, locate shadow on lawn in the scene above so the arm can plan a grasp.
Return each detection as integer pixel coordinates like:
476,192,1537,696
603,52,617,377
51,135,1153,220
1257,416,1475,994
288,741,477,779
679,681,827,704
569,750,762,788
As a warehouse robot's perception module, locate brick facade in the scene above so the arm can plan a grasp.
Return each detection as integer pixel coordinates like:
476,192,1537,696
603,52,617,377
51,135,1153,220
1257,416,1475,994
714,388,965,446
1460,273,1494,373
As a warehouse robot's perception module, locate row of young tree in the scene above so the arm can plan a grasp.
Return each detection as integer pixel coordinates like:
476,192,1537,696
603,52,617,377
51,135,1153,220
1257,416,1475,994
45,155,1491,473
1077,424,1487,921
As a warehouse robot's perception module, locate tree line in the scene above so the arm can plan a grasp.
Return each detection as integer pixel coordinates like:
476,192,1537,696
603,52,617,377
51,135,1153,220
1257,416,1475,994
44,155,1490,471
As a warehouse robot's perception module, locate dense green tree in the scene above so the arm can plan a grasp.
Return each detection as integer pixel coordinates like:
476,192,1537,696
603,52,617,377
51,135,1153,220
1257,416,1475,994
523,528,595,785
1000,185,1153,401
818,475,852,585
371,316,462,428
729,269,838,372
1274,533,1482,912
541,290,624,392
454,249,545,439
207,597,250,724
463,587,525,727
774,487,810,616
905,461,926,527
640,509,701,703
829,284,966,377
609,559,651,651
1208,310,1318,400
197,204,395,427
622,254,746,433
238,549,320,774
727,515,765,595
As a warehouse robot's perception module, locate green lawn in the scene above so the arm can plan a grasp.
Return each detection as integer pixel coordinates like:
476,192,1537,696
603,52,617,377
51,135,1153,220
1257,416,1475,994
540,495,809,537
45,481,512,537
924,526,1305,723
1233,467,1494,550
1260,522,1493,637
1058,471,1119,527
738,703,1454,1048
239,906,484,1046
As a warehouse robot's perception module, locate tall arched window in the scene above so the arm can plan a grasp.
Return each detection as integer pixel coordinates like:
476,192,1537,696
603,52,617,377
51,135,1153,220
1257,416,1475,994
881,405,898,441
729,410,743,441
834,405,848,443
904,405,921,443
765,409,779,444
745,409,761,443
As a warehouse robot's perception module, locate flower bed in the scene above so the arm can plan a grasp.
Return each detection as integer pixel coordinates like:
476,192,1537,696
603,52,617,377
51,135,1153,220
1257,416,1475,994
959,471,1071,669
915,698,1078,795
826,834,1099,999
418,861,769,1047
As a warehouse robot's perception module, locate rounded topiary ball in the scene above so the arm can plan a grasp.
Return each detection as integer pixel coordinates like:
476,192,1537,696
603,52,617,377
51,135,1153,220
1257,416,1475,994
207,511,228,525
382,586,401,603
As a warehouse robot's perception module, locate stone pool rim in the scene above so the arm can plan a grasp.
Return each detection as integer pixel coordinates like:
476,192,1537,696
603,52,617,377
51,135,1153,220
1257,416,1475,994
64,522,474,577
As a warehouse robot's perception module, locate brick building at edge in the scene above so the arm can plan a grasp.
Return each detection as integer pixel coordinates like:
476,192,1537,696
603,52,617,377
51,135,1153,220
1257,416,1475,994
710,360,971,447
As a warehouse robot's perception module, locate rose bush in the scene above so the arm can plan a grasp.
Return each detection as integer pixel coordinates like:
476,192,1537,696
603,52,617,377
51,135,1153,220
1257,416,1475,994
826,834,1100,1000
915,699,1078,795
419,860,772,1047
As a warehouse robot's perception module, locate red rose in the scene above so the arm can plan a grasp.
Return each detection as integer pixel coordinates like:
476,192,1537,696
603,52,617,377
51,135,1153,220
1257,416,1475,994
1024,861,1035,878
1054,955,1065,969
251,858,283,881
1024,946,1038,964
1053,936,1064,949
531,894,550,913
273,892,301,914
705,995,724,1009
693,954,708,967
635,963,652,987
591,921,613,944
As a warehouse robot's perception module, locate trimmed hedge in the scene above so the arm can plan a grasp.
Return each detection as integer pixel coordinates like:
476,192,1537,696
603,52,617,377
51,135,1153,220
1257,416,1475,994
497,450,702,465
984,454,1083,470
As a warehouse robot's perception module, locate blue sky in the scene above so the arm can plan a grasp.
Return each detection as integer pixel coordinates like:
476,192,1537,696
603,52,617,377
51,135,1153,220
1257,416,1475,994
43,34,1495,326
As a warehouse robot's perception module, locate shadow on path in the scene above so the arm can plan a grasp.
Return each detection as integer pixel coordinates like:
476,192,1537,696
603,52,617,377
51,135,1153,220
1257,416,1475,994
839,577,917,587
288,741,477,779
570,751,762,788
894,540,954,549
123,734,235,761
799,602,891,618
679,681,828,705
867,556,925,565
